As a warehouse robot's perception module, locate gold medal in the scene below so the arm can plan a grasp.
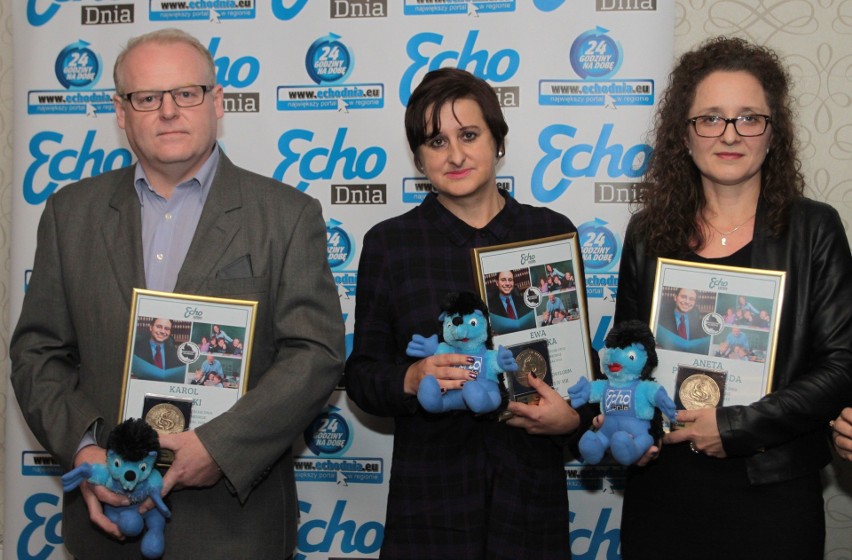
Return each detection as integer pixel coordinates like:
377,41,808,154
514,348,548,388
145,403,187,434
678,373,721,410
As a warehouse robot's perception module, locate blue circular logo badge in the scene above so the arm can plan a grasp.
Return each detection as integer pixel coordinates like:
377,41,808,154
55,40,101,90
569,28,622,80
306,33,353,85
304,407,351,457
578,218,621,272
327,219,354,270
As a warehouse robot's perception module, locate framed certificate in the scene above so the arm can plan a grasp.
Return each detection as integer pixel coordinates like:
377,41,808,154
119,289,257,454
472,233,594,402
649,259,785,414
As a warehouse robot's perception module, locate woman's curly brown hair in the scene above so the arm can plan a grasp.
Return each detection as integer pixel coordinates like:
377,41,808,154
633,36,804,257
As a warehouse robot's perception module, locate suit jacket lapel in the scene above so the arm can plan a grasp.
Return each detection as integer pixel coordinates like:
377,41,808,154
103,167,146,308
175,153,244,294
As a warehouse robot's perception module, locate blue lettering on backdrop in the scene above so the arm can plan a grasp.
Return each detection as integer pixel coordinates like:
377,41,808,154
399,30,520,106
18,493,63,560
24,130,132,205
274,128,387,192
592,315,612,353
28,0,116,26
342,312,354,358
271,0,309,20
532,123,651,203
297,500,383,558
569,507,620,560
27,0,62,26
208,37,260,88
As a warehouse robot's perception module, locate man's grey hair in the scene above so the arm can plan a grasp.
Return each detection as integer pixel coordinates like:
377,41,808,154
113,28,216,96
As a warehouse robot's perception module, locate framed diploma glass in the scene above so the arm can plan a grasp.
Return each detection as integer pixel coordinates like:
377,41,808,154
649,259,785,423
120,289,257,461
472,233,594,406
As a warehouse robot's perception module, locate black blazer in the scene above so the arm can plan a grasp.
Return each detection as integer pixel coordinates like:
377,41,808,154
616,197,852,485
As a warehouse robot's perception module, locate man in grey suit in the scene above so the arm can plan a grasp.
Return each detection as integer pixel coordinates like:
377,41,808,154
10,29,344,559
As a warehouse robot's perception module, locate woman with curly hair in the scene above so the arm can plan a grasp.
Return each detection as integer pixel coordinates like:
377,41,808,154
615,37,852,558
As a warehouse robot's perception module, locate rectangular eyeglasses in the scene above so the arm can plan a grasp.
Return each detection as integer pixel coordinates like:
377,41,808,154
687,114,771,138
123,85,213,112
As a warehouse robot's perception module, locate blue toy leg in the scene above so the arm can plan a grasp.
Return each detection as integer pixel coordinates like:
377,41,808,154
140,509,167,559
578,430,609,465
461,380,502,414
104,504,144,537
610,431,653,466
417,375,465,413
117,508,145,537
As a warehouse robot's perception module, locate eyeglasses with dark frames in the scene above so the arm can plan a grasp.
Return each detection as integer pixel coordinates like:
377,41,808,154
123,85,214,112
687,114,771,138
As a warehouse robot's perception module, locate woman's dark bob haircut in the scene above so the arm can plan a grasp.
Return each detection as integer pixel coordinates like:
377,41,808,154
404,67,508,156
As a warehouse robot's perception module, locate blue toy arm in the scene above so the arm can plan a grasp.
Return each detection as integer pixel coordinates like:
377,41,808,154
481,346,518,383
568,376,591,407
61,462,94,492
406,334,439,358
61,462,113,493
654,385,677,422
633,382,678,421
495,345,518,373
146,471,172,518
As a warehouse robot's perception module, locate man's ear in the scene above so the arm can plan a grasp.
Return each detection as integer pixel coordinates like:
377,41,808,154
115,95,127,129
212,84,225,119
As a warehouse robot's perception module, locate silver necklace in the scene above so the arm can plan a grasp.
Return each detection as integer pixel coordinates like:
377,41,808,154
705,214,755,246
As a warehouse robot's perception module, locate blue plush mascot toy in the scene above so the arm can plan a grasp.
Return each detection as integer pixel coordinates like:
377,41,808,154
61,418,171,559
568,320,677,465
407,291,518,414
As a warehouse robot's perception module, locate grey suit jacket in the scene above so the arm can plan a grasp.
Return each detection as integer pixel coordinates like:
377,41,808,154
11,152,345,559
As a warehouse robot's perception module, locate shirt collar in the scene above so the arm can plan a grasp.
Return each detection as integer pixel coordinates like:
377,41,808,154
421,190,518,246
133,144,220,204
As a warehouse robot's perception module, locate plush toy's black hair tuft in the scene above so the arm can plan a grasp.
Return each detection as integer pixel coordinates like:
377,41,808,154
439,291,494,348
107,418,161,462
441,291,489,317
604,320,659,380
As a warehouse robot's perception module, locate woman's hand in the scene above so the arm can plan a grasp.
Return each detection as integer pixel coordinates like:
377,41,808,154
831,408,852,461
403,353,479,395
505,373,579,435
664,408,726,458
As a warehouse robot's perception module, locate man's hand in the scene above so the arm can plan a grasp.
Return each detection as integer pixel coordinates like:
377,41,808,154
505,373,579,435
158,430,222,495
74,445,127,540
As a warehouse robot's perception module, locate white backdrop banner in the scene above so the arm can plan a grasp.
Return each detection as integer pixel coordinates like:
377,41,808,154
7,2,674,558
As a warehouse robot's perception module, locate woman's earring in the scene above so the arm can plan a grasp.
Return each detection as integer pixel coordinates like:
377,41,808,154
497,148,505,159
